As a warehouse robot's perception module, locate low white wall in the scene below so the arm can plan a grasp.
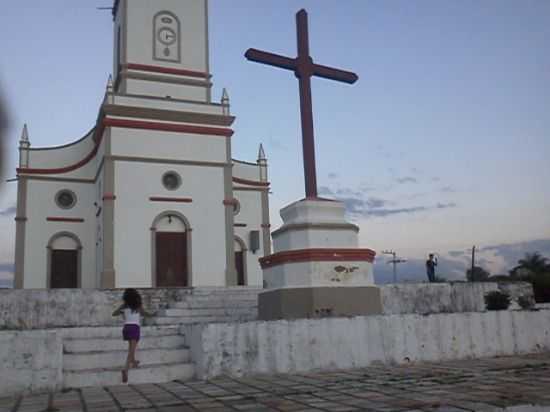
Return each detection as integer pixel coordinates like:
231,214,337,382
187,309,550,380
0,330,63,396
380,282,534,314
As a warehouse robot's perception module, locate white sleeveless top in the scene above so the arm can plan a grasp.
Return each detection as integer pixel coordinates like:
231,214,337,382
123,308,141,326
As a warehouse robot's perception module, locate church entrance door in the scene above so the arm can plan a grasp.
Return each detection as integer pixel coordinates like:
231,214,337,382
51,249,78,288
235,251,245,286
156,232,188,287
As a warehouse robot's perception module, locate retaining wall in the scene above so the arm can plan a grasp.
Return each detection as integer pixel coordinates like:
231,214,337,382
187,309,550,379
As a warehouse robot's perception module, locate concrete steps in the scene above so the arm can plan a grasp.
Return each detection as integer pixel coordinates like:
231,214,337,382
62,327,194,388
64,347,190,370
152,289,259,325
63,362,195,388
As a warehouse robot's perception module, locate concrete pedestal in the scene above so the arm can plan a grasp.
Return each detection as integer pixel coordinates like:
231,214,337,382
259,198,379,320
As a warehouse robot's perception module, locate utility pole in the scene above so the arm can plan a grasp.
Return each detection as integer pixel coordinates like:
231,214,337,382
470,245,476,282
382,250,407,284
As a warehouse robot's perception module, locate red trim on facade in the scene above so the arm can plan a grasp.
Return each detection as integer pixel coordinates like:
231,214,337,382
46,217,85,223
232,177,270,187
149,197,193,203
103,118,234,137
17,124,106,175
234,223,247,228
17,123,106,175
102,193,116,201
125,63,211,79
223,199,238,206
259,248,376,269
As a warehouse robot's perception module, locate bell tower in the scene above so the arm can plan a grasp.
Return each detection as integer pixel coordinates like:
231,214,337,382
112,0,211,102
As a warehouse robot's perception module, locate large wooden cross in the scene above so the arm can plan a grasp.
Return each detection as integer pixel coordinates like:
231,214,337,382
245,9,358,199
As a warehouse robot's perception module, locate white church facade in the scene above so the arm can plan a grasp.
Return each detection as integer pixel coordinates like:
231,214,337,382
14,0,271,289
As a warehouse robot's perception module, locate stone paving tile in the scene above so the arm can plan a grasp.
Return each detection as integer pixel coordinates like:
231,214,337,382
8,354,550,412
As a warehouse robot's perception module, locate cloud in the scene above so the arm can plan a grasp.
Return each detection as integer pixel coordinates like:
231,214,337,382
328,173,338,179
448,250,465,258
319,186,335,196
0,206,16,217
436,202,457,209
432,177,441,182
396,177,417,184
479,239,550,269
439,186,456,193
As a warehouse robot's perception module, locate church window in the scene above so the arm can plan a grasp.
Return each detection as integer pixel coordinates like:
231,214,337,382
55,190,77,209
233,198,241,216
162,171,181,191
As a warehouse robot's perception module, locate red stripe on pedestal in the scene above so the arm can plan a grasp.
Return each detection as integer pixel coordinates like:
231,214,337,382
259,248,376,269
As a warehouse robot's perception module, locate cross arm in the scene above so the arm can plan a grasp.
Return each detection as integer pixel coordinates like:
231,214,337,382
313,63,358,84
245,48,297,72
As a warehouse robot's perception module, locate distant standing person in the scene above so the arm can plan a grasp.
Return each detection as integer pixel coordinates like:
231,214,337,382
112,288,154,383
426,253,438,282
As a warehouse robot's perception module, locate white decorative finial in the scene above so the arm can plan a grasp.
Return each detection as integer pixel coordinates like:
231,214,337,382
19,124,31,168
20,124,29,144
107,75,113,91
221,88,230,116
257,143,267,162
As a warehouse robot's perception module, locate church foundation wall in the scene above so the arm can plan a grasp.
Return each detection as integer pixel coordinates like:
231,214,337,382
187,309,550,380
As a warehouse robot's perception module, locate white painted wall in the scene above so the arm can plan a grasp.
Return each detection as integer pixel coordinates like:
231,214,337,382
233,160,262,181
234,189,264,286
24,180,97,289
113,161,227,287
110,126,227,163
188,309,550,379
124,79,208,102
27,129,95,171
114,94,224,115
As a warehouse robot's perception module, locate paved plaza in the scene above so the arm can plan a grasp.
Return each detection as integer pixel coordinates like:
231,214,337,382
2,354,550,412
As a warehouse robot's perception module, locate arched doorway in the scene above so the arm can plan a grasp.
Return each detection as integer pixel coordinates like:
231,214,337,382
234,237,247,286
151,212,191,287
47,232,82,289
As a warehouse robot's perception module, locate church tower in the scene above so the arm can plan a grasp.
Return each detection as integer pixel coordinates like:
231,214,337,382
112,0,211,102
101,0,237,288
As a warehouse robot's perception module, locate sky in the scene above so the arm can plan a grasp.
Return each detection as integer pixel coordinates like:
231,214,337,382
0,0,549,285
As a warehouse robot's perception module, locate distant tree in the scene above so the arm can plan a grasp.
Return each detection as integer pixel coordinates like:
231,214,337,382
512,252,550,277
510,252,550,303
466,266,490,282
433,275,447,283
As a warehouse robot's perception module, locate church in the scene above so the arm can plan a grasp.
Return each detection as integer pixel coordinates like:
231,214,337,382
13,0,271,289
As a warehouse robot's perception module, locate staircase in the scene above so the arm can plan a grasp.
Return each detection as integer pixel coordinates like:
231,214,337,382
61,288,261,389
153,287,260,325
62,325,194,388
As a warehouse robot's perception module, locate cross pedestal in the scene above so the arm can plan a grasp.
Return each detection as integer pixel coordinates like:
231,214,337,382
246,9,381,320
258,199,381,321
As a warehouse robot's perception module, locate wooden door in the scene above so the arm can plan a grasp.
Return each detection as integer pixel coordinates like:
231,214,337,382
50,250,78,288
235,251,245,286
156,232,188,287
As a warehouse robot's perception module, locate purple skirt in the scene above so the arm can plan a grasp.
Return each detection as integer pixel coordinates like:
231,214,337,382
122,324,140,341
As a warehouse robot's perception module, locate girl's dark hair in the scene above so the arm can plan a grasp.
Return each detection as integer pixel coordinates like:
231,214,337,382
122,288,142,312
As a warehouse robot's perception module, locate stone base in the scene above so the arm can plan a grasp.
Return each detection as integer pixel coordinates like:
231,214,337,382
258,286,382,321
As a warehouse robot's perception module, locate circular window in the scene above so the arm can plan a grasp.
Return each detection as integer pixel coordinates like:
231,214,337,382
55,190,77,209
233,198,241,216
162,171,181,191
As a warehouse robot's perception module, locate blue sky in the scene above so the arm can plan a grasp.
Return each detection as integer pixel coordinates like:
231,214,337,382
0,1,549,284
